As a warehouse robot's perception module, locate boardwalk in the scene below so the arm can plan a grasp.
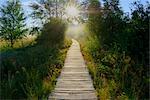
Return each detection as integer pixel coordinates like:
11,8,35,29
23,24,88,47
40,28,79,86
49,39,97,100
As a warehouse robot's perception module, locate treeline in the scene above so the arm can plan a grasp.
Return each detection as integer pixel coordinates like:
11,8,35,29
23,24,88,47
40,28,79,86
81,0,149,99
0,0,70,48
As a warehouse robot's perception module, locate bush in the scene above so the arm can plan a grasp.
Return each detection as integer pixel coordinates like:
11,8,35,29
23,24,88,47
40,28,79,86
37,18,67,45
81,1,149,99
81,30,148,99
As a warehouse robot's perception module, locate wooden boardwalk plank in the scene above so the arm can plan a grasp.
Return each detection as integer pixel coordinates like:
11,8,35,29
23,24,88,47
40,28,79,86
49,39,97,100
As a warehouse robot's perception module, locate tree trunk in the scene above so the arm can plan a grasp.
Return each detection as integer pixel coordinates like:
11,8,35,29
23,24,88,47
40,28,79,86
56,0,58,17
10,38,14,48
10,33,14,48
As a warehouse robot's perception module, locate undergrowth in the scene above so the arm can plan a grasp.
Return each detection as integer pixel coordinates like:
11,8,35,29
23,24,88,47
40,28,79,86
0,18,72,99
80,36,148,100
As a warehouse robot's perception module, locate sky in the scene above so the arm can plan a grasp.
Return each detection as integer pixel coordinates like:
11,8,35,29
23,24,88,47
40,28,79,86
119,0,148,13
0,0,149,28
0,0,148,12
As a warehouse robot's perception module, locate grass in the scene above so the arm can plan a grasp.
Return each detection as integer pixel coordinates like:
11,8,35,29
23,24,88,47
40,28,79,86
0,35,36,52
0,36,72,99
1,18,70,99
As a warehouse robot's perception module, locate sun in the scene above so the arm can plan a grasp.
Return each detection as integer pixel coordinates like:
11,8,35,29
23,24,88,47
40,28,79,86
65,6,79,17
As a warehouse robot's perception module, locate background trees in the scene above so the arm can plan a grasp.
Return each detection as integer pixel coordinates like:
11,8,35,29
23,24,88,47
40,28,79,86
29,0,70,36
30,0,67,23
37,18,67,45
0,0,28,47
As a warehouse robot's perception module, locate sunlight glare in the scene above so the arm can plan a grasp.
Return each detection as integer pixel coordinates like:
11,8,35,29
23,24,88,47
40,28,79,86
65,23,86,39
65,6,79,17
72,20,79,25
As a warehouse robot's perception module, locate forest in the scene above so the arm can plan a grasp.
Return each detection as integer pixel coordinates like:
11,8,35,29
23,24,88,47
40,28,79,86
0,0,149,99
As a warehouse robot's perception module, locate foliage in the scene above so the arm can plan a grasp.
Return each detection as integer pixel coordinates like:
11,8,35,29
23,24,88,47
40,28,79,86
0,17,71,99
29,0,80,33
81,0,149,99
0,0,28,47
30,0,66,24
37,18,67,45
0,36,36,52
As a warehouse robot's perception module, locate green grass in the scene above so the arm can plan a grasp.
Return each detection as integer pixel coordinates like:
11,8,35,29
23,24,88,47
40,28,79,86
0,18,70,99
81,47,129,100
0,37,72,99
0,35,36,52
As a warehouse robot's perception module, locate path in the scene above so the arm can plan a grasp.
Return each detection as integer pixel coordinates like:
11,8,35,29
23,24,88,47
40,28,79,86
49,39,97,100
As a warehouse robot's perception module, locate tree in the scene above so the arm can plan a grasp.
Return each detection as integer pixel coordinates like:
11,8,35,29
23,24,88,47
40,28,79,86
128,2,150,98
101,0,124,48
129,1,149,63
30,0,66,22
29,0,67,35
0,0,28,47
87,0,102,37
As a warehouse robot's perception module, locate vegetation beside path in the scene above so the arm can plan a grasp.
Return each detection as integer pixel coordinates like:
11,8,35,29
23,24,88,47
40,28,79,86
80,0,149,100
0,18,71,99
0,0,149,100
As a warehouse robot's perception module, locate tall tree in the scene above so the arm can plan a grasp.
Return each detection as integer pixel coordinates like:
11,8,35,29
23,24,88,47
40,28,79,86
30,0,66,21
29,0,67,34
0,0,28,47
128,3,150,98
87,0,102,37
100,0,124,48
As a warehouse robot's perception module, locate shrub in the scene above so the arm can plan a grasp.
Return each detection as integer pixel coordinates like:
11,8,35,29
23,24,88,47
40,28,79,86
37,18,67,45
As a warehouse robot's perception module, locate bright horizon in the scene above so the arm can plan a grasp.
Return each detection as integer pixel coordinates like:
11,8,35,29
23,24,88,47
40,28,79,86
0,0,148,13
0,0,148,28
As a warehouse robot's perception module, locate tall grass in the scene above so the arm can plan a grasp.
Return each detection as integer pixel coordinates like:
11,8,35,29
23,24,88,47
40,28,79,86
80,36,147,100
0,18,72,99
0,35,36,52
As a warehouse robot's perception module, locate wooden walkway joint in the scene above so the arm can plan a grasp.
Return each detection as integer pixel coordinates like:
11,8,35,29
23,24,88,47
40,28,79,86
49,39,97,100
